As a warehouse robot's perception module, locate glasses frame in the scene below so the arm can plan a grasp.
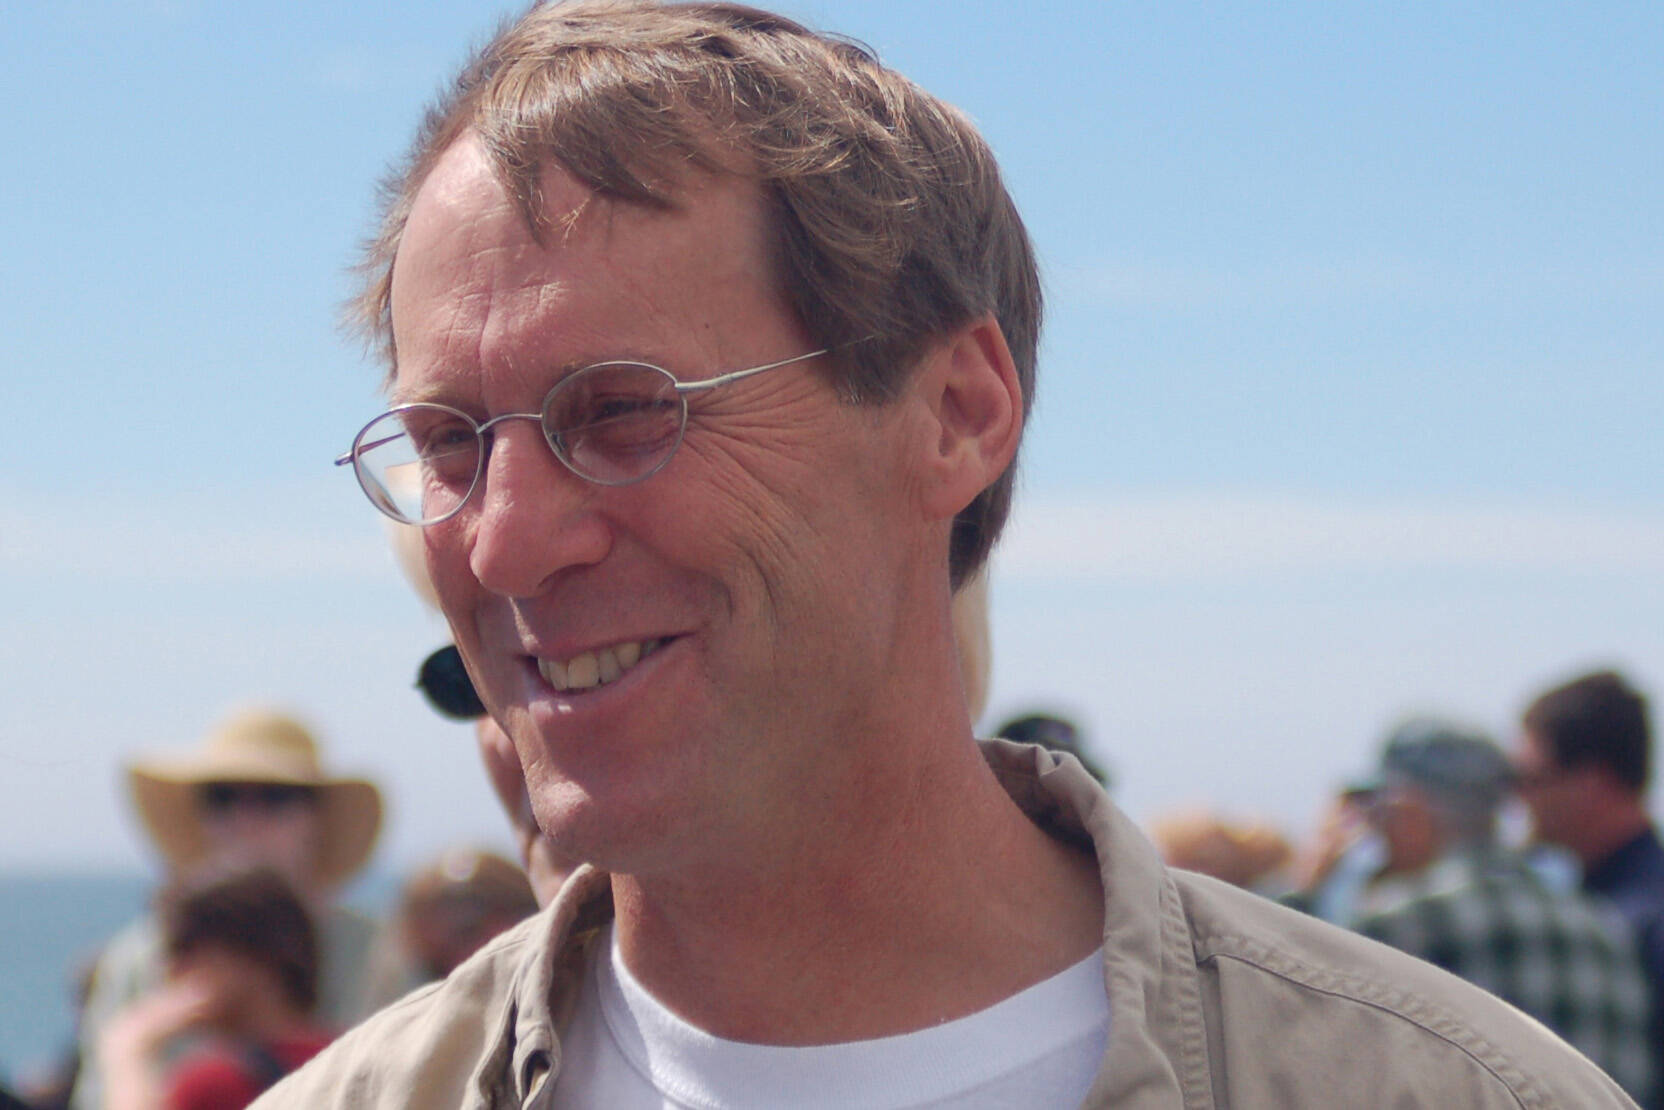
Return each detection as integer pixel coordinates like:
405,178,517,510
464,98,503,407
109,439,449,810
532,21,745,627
335,346,832,526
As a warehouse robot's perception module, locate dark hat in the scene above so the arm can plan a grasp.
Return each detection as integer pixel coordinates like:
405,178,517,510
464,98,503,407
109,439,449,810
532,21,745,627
995,712,1112,788
1357,718,1514,808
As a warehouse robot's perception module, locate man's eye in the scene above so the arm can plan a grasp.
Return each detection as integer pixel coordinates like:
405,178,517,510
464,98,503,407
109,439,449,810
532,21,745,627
582,394,670,428
399,416,481,488
409,419,477,456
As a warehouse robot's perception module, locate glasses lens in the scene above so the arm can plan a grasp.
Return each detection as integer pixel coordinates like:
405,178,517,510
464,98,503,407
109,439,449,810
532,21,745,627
353,406,483,525
417,645,487,720
543,363,686,485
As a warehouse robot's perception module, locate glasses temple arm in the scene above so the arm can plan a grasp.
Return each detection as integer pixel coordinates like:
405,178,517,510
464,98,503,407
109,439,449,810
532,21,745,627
674,335,875,395
334,430,410,466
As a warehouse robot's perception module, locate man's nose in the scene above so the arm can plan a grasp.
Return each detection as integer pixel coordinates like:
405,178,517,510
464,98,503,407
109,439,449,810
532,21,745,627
466,422,612,597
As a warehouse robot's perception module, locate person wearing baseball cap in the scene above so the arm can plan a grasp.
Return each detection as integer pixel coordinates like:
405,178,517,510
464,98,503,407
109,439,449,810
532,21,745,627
1347,718,1655,1104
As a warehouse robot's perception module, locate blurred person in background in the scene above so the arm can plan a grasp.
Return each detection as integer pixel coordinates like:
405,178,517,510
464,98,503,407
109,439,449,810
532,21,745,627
1516,669,1664,1108
1335,719,1654,1104
1148,809,1292,894
365,847,540,1008
99,866,332,1110
994,711,1111,787
1286,784,1393,926
72,710,381,1110
394,848,539,982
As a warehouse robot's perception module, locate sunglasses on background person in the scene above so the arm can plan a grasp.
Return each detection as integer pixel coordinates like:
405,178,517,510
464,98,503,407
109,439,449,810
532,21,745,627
196,782,320,815
418,645,488,721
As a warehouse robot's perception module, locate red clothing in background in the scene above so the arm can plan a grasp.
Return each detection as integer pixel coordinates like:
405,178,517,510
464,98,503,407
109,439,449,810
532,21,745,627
165,1031,333,1110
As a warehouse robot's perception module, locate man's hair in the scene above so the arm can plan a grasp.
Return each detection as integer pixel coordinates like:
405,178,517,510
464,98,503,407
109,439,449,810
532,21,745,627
352,0,1041,587
159,864,319,1013
1522,670,1652,793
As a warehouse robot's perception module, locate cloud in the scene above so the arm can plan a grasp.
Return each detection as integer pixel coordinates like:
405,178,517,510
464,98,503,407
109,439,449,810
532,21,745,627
0,483,389,584
996,491,1664,582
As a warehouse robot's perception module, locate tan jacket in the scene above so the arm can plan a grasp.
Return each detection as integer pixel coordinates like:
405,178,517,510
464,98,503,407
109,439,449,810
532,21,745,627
258,741,1636,1108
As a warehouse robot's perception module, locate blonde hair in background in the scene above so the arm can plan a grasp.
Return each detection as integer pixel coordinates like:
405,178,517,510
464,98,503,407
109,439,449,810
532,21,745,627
387,520,441,612
953,569,992,726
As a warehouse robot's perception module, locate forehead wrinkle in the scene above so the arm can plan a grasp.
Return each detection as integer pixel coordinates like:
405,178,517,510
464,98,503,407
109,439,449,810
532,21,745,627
552,175,785,373
389,277,493,405
396,224,567,406
391,136,549,397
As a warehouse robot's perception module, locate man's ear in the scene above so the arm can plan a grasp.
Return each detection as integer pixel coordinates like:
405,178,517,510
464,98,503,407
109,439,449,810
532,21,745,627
910,313,1023,522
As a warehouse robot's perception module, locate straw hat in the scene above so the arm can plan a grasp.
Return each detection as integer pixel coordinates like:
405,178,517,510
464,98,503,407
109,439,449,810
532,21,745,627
126,707,383,888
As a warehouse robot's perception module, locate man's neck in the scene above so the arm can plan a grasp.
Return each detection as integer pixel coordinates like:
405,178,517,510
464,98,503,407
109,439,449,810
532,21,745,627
607,734,1105,1047
1573,802,1652,871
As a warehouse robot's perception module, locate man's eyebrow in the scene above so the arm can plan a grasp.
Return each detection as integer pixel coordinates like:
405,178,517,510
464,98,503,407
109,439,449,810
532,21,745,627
385,382,453,407
384,356,611,407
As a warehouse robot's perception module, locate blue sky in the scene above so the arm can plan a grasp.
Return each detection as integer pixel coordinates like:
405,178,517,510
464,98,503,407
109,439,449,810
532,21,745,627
3,1,1661,873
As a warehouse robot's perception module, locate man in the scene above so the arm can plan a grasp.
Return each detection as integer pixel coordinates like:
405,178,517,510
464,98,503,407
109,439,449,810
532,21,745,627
1517,669,1664,1105
273,3,1636,1105
1345,720,1653,1103
76,708,382,1109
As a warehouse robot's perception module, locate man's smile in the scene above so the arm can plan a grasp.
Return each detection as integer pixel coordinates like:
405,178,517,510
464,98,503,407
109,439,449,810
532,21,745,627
534,636,670,693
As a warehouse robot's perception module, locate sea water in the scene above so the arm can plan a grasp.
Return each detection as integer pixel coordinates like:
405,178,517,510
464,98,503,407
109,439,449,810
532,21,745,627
0,871,151,1086
0,869,395,1088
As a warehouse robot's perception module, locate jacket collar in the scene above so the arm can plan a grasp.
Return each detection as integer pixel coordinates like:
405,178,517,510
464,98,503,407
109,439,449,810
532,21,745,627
488,739,1212,1108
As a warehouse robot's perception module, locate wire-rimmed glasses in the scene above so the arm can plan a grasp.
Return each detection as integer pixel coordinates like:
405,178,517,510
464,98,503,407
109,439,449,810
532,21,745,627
335,347,831,526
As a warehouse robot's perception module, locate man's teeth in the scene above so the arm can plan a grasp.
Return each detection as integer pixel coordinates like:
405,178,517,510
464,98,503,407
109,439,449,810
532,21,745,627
538,639,661,692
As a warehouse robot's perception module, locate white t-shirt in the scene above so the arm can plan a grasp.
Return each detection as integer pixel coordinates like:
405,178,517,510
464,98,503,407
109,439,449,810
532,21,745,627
550,924,1110,1109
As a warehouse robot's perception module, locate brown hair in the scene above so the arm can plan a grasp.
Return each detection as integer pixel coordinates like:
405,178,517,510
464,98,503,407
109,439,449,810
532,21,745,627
351,0,1041,587
160,865,319,1013
1523,670,1652,794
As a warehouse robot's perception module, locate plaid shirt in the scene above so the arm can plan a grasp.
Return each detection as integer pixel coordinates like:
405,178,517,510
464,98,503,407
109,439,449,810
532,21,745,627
1358,847,1655,1105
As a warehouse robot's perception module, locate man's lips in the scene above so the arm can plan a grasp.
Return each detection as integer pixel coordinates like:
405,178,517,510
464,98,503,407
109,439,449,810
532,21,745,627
534,637,669,692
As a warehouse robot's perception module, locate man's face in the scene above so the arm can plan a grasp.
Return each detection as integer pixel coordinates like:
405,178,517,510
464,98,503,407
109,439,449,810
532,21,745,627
195,783,321,890
1512,729,1581,847
391,136,921,874
1364,784,1440,875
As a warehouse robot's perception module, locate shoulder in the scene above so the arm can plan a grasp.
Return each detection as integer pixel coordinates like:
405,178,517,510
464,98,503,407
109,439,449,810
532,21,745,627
252,914,544,1110
1170,870,1637,1109
93,914,163,980
82,914,164,1019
